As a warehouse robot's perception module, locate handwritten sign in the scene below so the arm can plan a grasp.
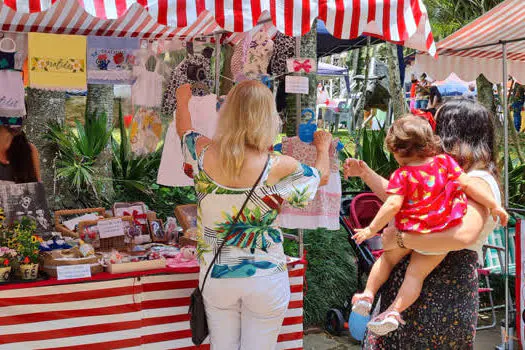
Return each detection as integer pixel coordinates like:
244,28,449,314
285,76,309,94
57,264,92,280
97,218,125,239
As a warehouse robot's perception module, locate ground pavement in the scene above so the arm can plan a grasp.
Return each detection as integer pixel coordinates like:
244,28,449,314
303,327,502,350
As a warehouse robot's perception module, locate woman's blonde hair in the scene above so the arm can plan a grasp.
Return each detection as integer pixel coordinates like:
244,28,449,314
214,80,281,178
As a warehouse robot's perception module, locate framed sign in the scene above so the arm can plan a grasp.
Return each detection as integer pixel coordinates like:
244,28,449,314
0,182,52,234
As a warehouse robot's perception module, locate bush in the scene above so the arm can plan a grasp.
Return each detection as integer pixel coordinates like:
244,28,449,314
303,228,358,327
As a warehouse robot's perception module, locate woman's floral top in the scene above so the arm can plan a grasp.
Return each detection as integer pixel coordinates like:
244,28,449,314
182,131,320,279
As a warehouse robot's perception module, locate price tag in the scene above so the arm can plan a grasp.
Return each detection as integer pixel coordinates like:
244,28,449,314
97,218,124,239
285,76,309,94
57,264,92,280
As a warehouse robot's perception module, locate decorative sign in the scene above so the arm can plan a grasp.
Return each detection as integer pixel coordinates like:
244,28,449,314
0,182,52,234
285,76,309,94
57,264,92,280
287,58,316,73
97,218,125,239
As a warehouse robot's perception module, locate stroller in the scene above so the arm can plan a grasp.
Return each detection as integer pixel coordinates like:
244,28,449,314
325,192,384,336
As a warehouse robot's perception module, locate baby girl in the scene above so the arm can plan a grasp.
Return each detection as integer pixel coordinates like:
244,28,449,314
350,115,508,336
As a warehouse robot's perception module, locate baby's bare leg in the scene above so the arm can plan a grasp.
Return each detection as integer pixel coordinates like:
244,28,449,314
364,247,411,297
390,252,447,314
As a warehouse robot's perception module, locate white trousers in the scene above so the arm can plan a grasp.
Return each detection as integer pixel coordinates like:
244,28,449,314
200,272,291,350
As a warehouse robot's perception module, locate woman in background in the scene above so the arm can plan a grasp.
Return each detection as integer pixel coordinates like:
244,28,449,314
0,124,40,184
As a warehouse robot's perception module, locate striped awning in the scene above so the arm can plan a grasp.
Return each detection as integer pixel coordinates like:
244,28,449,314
0,0,436,54
415,0,525,83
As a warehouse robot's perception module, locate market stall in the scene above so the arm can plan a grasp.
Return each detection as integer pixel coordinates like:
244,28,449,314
0,0,437,348
415,0,525,346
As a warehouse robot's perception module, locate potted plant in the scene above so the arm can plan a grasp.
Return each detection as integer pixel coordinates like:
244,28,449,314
0,247,16,282
11,218,41,280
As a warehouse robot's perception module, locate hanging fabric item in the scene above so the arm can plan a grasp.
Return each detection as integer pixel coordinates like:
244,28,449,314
0,33,27,71
157,94,219,187
129,107,163,156
0,37,26,119
278,136,341,230
161,45,214,118
87,36,139,85
269,32,296,112
243,29,274,79
230,28,274,82
28,33,86,90
131,54,164,108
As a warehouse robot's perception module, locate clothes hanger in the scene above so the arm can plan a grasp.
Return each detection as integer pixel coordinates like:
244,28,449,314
274,108,344,152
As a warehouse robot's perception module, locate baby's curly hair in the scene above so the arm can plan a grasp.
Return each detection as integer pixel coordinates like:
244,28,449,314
385,115,442,158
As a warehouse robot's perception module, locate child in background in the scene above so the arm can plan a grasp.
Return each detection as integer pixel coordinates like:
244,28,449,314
350,115,508,336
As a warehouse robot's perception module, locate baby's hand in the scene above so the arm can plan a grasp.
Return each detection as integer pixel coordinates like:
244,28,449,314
352,227,375,245
491,206,509,227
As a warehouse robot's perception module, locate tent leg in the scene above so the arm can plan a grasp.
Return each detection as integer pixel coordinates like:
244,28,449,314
214,33,221,95
502,42,510,350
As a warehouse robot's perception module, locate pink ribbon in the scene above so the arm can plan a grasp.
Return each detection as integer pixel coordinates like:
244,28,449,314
293,59,313,73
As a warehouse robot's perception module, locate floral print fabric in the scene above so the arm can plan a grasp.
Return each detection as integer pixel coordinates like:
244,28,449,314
364,250,479,349
182,131,320,279
386,154,467,234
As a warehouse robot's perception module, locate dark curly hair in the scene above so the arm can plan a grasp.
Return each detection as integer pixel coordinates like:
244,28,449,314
434,98,499,181
385,115,441,159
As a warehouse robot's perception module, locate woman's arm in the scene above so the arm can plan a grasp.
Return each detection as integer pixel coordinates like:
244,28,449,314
344,158,389,201
382,200,488,252
175,84,211,154
30,143,41,182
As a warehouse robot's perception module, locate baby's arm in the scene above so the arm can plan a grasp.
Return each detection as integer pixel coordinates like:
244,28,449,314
457,174,509,226
353,194,404,244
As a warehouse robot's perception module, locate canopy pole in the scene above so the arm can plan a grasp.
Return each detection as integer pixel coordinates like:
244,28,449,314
295,36,302,134
502,42,510,350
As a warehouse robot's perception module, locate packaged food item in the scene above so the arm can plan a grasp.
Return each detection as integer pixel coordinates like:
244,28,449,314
78,240,95,257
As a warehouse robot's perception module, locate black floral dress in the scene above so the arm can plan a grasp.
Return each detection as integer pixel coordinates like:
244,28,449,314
363,250,479,350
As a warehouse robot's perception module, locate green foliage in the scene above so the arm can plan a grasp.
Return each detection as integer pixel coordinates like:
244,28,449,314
303,228,357,326
506,159,525,209
45,110,113,205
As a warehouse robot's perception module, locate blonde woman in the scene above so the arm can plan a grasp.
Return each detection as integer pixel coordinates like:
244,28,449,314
176,81,331,350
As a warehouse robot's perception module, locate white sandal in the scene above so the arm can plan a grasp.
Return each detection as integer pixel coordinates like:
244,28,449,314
367,310,405,336
351,294,373,316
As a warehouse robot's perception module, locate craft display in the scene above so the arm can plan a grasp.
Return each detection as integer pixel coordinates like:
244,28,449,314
54,207,107,238
0,36,26,122
40,247,103,278
28,33,87,90
129,107,163,155
87,36,139,84
78,217,134,252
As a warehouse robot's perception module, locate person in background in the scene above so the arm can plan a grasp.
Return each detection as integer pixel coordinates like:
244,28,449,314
0,124,41,184
175,81,332,350
415,74,430,110
409,75,418,110
424,86,443,116
463,83,477,101
512,94,524,132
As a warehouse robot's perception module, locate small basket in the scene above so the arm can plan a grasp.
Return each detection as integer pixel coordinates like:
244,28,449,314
54,208,106,238
78,217,134,252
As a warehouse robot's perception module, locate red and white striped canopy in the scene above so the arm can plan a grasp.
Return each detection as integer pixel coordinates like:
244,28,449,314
1,0,436,55
416,0,525,83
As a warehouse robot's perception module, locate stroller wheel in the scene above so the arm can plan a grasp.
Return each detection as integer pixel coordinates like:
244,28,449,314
326,308,345,336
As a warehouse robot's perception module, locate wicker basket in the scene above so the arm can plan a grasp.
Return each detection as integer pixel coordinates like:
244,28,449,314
78,217,134,252
54,208,106,238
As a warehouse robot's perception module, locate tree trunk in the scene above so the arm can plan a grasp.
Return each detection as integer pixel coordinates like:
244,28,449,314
476,74,502,143
385,44,405,121
86,84,115,201
25,88,68,210
285,20,317,136
353,38,372,129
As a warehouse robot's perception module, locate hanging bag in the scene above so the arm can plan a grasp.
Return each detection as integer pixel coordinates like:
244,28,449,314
189,155,269,345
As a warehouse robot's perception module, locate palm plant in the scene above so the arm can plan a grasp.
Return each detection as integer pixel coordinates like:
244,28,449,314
45,110,113,203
